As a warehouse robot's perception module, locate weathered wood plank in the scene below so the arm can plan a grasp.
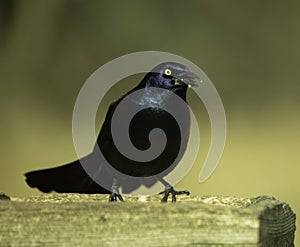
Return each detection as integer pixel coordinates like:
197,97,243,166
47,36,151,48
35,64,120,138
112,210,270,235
0,194,295,246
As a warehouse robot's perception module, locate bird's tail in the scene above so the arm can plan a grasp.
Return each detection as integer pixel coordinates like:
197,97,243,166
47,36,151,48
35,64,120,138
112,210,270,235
25,157,110,194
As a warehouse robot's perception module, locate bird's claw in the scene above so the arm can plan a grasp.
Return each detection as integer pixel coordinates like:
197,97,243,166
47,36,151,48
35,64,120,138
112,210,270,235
109,179,124,202
109,192,124,202
159,186,190,203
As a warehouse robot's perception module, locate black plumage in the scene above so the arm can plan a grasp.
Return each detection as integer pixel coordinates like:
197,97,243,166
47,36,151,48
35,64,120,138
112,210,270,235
25,62,199,201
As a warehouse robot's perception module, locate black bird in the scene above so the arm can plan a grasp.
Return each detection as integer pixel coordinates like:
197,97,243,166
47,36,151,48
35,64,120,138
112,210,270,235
25,62,200,202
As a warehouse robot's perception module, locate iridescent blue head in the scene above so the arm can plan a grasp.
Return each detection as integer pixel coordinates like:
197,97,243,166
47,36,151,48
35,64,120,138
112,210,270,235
142,62,200,90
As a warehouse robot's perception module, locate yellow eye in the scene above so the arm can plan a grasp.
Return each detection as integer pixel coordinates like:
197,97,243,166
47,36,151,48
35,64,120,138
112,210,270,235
164,69,172,76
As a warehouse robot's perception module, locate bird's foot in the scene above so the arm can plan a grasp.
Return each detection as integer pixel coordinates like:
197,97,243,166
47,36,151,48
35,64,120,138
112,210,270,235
109,192,124,202
109,178,124,202
159,185,190,203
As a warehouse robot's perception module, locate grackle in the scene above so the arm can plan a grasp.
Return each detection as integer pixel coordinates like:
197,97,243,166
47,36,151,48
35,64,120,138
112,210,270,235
25,62,200,202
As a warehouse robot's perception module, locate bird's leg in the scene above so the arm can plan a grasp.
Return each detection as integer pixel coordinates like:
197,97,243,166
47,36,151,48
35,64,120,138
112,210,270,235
159,185,190,203
109,179,124,202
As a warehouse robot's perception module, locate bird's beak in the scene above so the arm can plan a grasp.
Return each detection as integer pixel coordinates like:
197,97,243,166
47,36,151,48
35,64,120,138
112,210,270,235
176,71,202,88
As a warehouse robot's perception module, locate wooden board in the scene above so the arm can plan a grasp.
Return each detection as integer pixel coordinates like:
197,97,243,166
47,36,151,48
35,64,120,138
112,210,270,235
0,194,296,246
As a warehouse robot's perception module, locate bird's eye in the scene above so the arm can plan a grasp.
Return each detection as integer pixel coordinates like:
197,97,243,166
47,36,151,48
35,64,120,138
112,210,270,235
164,69,172,76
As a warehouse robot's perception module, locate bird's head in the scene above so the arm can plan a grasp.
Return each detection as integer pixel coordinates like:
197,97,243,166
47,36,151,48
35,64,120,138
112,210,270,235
142,62,200,90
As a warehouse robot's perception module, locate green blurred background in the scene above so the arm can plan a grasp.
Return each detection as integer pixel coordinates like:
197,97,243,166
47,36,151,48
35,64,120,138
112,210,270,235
0,0,299,244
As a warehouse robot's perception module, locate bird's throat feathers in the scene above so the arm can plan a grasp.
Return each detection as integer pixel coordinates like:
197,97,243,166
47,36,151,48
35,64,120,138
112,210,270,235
134,87,172,108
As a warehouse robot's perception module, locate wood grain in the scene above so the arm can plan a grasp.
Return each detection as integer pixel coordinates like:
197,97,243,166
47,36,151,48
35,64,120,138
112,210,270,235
0,194,296,246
